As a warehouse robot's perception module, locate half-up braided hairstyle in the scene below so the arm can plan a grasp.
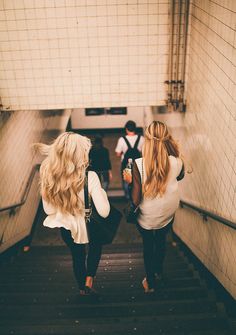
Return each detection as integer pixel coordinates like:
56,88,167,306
35,132,91,215
143,121,180,198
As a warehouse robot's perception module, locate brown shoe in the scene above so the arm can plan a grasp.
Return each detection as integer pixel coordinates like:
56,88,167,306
142,278,155,294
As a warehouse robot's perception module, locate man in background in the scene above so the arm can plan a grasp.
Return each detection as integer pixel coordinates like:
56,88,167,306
115,120,144,199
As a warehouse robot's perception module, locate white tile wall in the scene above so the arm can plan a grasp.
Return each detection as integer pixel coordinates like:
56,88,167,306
173,0,236,298
0,109,71,253
0,0,170,110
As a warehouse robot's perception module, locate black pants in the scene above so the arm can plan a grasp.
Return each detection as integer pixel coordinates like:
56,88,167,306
60,228,102,290
137,219,173,289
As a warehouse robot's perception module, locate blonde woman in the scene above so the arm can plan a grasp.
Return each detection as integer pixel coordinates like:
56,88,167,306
37,132,110,295
124,121,184,293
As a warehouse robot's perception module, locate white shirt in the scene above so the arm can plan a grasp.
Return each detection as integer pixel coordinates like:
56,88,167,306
115,134,144,160
135,156,183,230
42,171,110,244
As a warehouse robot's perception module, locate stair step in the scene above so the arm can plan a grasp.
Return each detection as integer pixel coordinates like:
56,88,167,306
1,256,187,267
0,277,202,293
0,260,188,275
0,313,228,334
0,299,219,319
13,248,180,259
2,255,185,267
0,268,194,284
0,287,209,304
27,244,142,253
105,268,193,277
2,253,183,269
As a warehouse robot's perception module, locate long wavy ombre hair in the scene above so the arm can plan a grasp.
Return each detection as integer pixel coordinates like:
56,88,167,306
36,132,91,215
142,121,180,198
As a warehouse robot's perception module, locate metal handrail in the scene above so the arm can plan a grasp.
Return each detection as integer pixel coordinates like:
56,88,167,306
0,164,40,216
180,200,236,230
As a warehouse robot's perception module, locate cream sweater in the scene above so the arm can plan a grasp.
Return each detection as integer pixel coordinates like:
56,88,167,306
135,156,183,230
42,171,110,244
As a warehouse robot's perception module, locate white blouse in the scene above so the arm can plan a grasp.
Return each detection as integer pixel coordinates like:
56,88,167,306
135,156,183,230
42,171,110,244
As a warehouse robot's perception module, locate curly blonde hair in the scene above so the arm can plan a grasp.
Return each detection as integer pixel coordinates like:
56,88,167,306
143,121,180,198
36,132,91,215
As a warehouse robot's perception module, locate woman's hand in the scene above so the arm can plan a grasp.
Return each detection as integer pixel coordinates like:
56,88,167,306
123,169,132,184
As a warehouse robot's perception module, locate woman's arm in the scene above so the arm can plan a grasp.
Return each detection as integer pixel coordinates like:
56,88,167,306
88,171,110,218
131,161,142,207
115,137,123,157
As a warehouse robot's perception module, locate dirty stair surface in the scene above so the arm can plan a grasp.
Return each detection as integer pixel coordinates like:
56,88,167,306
0,243,231,335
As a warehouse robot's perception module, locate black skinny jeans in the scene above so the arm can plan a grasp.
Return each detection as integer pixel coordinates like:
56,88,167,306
60,228,102,290
137,219,173,289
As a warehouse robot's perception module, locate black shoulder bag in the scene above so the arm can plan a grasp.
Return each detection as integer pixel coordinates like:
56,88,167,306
177,160,185,181
124,160,143,224
84,172,122,245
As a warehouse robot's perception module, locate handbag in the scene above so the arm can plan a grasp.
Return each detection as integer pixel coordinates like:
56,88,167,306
84,172,122,245
124,159,143,224
124,202,140,224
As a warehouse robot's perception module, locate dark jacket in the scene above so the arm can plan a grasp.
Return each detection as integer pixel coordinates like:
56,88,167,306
89,147,111,172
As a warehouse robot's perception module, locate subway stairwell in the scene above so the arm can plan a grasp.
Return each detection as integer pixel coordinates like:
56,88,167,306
0,241,232,335
0,0,235,333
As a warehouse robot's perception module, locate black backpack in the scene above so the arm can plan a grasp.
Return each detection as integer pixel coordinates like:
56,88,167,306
121,135,141,170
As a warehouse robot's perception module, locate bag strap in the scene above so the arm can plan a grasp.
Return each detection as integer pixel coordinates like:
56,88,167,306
137,158,144,183
84,171,91,222
122,136,132,149
131,159,143,210
134,135,141,149
123,135,141,150
176,159,185,181
137,160,144,210
141,158,144,182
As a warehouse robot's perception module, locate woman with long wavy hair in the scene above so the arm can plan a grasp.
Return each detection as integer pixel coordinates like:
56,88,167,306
124,121,184,293
36,132,110,295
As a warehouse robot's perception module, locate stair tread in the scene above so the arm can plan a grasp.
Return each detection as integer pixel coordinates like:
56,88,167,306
0,277,201,292
0,262,188,276
2,256,185,266
0,313,228,331
0,288,209,305
0,299,219,318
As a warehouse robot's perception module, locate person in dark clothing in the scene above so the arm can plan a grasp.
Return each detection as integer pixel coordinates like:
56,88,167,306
89,136,112,191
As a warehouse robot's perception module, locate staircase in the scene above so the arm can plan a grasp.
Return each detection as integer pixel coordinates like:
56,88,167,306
0,242,232,335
